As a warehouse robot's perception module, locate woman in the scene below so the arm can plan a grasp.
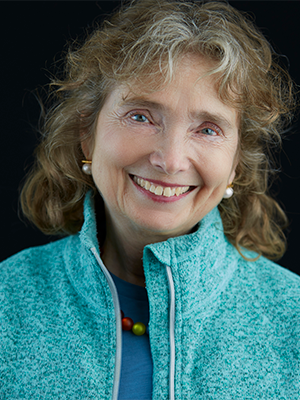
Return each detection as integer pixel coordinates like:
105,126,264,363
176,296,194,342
1,0,299,399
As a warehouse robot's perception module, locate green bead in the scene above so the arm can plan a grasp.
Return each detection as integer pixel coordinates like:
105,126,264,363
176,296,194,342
132,322,146,336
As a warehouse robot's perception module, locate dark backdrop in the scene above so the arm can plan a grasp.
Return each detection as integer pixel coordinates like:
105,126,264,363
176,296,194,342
1,1,299,276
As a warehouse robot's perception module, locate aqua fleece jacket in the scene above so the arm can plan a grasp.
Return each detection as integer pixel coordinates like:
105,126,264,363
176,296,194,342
0,191,300,399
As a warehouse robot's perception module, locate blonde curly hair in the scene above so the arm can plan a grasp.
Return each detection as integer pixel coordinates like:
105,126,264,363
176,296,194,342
20,0,296,260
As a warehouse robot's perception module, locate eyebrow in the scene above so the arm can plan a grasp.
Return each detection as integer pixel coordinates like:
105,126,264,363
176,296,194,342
119,98,166,112
190,110,234,131
118,97,235,131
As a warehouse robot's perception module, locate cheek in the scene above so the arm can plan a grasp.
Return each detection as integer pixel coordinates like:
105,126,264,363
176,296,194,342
197,149,234,175
98,124,155,168
93,128,150,177
94,133,125,165
194,145,237,186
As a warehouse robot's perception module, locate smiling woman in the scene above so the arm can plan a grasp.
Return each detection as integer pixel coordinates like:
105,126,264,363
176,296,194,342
1,1,300,399
81,54,239,261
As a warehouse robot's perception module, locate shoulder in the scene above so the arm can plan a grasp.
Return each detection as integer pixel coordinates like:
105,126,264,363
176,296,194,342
236,253,300,296
229,252,300,327
0,236,71,269
0,236,78,295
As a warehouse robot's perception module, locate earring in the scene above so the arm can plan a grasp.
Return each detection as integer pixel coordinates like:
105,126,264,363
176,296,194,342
223,183,234,199
82,160,92,175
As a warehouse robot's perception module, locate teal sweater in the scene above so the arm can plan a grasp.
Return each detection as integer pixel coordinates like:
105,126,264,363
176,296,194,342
1,191,300,399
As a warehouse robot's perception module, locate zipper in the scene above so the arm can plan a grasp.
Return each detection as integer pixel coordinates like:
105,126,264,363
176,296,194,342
166,265,175,400
90,247,122,400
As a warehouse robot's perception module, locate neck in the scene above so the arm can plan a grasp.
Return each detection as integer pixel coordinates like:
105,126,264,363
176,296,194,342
99,202,199,287
102,225,145,287
101,207,173,287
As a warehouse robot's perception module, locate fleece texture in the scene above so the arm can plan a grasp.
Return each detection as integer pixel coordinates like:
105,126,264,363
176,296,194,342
0,191,300,399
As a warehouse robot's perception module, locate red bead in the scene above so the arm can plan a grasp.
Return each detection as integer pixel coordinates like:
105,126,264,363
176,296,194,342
122,317,134,331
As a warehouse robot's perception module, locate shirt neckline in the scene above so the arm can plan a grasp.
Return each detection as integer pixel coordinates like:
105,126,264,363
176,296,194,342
109,271,148,302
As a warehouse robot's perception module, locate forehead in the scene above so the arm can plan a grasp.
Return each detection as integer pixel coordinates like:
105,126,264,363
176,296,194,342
103,53,239,128
128,53,218,93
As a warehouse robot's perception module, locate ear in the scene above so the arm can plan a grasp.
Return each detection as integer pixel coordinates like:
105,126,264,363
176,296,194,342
80,113,94,160
228,169,236,185
79,110,95,160
228,157,239,184
81,136,92,160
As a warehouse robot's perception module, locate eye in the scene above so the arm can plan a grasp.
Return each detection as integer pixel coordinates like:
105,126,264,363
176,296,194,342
200,127,218,136
198,123,222,136
130,113,150,123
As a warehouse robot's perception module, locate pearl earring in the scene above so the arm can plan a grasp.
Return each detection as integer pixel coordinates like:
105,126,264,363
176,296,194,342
223,183,234,199
82,160,92,175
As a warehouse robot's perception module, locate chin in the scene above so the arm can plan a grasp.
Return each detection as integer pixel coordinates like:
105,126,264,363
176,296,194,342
129,210,191,237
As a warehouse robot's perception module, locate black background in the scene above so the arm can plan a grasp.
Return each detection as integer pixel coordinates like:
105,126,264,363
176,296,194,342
1,1,299,276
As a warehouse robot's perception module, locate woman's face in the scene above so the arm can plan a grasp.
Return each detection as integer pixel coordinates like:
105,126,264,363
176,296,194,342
86,54,239,239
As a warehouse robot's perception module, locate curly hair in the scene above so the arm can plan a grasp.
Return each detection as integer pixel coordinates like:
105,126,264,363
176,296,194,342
20,0,296,260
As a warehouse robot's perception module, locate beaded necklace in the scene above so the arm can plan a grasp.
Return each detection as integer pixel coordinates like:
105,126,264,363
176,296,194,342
121,310,149,336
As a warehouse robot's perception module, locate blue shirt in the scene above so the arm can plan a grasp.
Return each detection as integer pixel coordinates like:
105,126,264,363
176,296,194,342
110,272,153,400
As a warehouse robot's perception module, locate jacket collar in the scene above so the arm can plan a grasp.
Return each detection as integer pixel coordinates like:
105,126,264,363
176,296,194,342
79,190,228,267
144,206,225,266
79,190,100,253
70,191,235,317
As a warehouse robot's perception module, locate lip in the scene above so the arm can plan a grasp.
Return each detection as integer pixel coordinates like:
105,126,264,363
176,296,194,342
130,174,192,188
130,174,196,203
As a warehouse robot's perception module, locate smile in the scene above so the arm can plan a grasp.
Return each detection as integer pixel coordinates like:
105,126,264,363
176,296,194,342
132,175,190,197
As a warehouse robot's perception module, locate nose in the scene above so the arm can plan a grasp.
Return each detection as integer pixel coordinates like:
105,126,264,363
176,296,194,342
149,130,190,175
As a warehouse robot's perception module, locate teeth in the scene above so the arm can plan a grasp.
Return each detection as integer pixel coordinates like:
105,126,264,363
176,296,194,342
175,187,182,196
155,186,163,195
163,187,172,197
145,181,151,190
149,184,156,193
133,176,190,197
